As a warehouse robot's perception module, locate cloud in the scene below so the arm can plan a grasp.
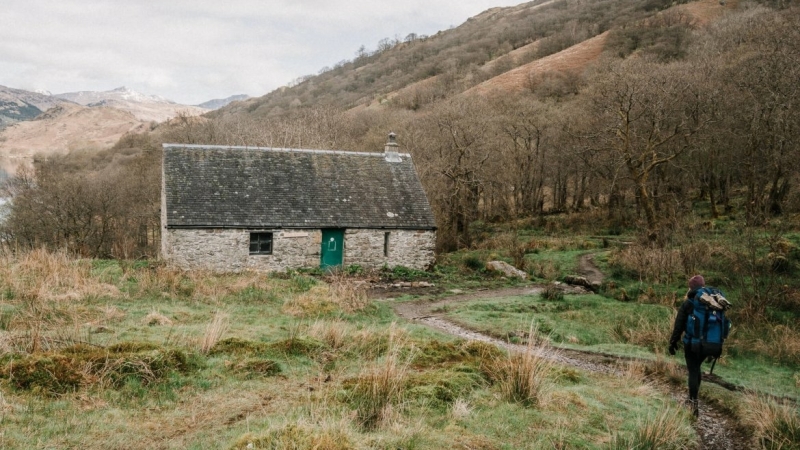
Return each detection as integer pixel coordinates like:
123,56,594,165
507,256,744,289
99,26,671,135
0,0,523,104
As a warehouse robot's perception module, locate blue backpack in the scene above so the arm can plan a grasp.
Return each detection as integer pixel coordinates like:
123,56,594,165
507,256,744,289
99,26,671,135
683,287,732,358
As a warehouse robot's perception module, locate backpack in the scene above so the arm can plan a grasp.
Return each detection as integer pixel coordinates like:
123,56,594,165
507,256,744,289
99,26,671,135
683,287,732,358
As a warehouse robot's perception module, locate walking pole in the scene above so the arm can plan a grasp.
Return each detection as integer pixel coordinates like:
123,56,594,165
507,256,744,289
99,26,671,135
708,356,718,375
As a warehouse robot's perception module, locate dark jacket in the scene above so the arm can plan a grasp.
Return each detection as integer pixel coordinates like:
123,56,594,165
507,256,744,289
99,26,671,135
669,289,698,346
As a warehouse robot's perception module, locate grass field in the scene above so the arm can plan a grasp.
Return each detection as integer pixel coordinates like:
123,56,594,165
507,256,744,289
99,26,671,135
0,237,798,449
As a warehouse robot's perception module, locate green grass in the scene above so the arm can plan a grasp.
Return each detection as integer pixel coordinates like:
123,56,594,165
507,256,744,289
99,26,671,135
445,294,672,356
444,292,800,400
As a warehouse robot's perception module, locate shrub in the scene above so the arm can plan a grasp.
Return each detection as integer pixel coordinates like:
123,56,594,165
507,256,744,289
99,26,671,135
463,255,485,271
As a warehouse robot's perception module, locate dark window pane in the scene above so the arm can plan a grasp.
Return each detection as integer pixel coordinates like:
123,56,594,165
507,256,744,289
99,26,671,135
250,232,273,255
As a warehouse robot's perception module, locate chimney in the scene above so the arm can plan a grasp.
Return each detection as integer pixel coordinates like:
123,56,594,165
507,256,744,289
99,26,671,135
384,132,402,162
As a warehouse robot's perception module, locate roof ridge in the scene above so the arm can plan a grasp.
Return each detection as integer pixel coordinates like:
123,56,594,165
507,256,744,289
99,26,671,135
162,143,411,158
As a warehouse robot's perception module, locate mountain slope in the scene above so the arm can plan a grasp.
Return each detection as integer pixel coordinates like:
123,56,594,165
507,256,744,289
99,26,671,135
0,85,68,127
0,103,146,174
212,0,740,123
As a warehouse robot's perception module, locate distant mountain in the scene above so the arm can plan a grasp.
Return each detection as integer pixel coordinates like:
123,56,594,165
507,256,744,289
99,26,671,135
55,86,172,106
196,94,249,110
0,102,146,175
0,85,68,127
54,86,208,122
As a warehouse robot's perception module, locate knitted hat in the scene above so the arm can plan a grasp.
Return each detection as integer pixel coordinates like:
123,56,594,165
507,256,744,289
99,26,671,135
688,275,705,290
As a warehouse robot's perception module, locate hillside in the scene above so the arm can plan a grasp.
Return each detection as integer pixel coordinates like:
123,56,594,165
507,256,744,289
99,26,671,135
0,103,146,175
211,0,715,120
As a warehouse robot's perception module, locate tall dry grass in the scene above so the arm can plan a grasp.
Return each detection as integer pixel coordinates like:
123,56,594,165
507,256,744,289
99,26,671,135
746,324,800,366
485,325,555,406
613,311,677,353
623,356,685,387
609,244,683,284
132,267,277,303
230,419,354,450
0,250,120,352
743,394,800,450
0,249,121,302
348,325,413,430
199,310,229,353
308,319,351,351
284,277,369,317
607,404,696,449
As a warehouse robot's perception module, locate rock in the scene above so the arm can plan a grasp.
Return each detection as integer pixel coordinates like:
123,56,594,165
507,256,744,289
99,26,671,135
486,261,527,279
563,275,600,292
449,289,464,294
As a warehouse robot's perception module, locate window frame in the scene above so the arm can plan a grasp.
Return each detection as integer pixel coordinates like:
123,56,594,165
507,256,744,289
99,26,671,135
249,231,274,255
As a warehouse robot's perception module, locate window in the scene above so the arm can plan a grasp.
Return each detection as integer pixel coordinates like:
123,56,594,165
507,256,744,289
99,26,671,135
384,232,390,257
249,232,273,255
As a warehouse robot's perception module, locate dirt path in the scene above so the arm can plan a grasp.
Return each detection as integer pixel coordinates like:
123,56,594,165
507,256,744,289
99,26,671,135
577,253,605,285
384,257,749,449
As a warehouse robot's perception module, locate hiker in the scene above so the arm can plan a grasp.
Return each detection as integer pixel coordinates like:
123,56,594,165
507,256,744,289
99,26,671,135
668,274,731,417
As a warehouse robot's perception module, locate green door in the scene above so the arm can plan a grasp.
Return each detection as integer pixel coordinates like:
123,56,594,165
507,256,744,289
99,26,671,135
320,229,344,269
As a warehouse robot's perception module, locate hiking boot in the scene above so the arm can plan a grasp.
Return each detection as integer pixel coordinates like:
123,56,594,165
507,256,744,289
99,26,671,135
689,398,699,418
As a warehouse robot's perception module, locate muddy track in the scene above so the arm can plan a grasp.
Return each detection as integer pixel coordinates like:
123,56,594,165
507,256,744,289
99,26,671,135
385,274,751,448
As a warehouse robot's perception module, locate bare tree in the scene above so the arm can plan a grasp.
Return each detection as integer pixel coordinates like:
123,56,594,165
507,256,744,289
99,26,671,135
587,57,711,231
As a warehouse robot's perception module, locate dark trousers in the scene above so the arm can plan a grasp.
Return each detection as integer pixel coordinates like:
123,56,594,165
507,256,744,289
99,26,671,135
684,343,705,400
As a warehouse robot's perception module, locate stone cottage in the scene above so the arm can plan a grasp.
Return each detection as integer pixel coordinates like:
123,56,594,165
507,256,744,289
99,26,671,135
161,134,437,272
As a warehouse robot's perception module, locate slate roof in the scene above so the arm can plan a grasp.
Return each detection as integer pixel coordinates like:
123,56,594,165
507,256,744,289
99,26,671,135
163,144,437,230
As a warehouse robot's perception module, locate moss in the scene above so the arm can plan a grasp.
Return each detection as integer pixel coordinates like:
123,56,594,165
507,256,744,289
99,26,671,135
228,358,282,379
3,354,87,395
1,343,200,395
406,368,484,409
269,337,324,357
209,337,269,356
106,341,162,353
410,340,507,376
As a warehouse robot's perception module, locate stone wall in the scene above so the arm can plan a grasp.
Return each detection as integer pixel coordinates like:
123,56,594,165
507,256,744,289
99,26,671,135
344,229,436,270
164,229,321,272
163,228,436,272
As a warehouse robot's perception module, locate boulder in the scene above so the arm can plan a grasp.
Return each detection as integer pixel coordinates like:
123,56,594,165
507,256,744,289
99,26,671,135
563,275,601,292
486,260,527,279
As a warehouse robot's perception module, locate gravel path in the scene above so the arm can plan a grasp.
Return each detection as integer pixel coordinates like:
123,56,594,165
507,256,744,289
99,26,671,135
385,280,749,449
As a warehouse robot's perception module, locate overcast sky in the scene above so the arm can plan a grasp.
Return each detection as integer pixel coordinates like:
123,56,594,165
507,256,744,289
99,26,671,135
1,0,525,105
